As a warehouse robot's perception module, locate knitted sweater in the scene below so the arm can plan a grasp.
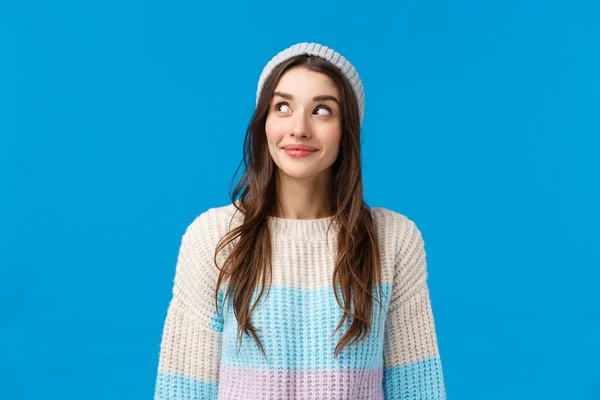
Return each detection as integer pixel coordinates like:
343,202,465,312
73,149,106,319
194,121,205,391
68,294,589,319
154,203,446,399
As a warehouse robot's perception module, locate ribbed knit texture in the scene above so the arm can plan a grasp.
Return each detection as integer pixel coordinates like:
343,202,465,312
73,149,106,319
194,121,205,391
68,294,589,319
154,203,446,399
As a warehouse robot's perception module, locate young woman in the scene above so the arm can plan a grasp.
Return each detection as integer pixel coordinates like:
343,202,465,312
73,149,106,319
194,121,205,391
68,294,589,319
154,42,447,399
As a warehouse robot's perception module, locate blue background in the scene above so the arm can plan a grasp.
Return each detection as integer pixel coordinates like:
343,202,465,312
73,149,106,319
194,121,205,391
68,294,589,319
1,1,599,398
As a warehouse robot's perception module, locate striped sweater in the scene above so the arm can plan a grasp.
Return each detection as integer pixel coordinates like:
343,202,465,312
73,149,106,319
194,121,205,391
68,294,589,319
154,203,447,399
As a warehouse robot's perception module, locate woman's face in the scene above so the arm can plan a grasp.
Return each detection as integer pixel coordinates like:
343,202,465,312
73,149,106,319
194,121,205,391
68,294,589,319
265,66,342,181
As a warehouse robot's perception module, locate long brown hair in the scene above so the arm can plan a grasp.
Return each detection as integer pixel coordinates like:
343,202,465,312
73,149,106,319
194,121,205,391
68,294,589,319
213,54,383,360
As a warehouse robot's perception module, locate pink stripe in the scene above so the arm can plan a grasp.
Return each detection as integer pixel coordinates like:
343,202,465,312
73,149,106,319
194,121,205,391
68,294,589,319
217,365,383,399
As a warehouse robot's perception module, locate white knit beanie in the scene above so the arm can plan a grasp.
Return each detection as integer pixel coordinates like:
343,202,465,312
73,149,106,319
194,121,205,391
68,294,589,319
256,42,365,125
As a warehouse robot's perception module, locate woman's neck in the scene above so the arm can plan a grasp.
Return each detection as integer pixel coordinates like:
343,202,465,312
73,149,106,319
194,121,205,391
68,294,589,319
270,173,333,220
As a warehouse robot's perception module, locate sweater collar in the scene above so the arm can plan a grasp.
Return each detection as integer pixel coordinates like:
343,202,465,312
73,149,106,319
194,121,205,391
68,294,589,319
267,214,340,241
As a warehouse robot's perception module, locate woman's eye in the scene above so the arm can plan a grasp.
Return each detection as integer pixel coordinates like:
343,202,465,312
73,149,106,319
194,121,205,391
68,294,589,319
314,106,332,116
275,102,290,113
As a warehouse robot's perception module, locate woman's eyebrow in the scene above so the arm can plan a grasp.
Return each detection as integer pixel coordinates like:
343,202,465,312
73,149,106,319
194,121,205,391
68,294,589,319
273,91,340,107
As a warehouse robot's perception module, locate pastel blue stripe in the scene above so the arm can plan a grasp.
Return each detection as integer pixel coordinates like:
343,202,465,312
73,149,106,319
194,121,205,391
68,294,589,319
382,356,446,400
154,371,218,400
219,283,392,370
209,288,225,332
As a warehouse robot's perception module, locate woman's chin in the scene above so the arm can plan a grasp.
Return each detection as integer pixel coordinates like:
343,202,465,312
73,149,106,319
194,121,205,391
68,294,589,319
278,167,321,180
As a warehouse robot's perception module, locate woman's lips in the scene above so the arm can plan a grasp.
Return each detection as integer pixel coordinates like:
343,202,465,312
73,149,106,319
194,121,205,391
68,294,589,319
284,148,317,158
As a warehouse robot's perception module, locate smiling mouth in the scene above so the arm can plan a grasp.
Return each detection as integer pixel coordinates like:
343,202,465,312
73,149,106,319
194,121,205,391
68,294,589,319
283,148,317,157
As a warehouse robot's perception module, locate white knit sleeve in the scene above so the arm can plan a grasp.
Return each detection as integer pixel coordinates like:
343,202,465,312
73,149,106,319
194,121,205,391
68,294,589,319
154,214,223,399
383,220,447,399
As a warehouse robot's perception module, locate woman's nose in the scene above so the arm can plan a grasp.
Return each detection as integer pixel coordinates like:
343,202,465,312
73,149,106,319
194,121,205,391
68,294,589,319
291,110,311,137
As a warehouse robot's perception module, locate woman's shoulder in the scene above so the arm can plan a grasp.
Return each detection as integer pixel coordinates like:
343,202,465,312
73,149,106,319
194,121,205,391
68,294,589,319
369,206,420,232
192,202,243,225
368,206,424,255
182,202,243,247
